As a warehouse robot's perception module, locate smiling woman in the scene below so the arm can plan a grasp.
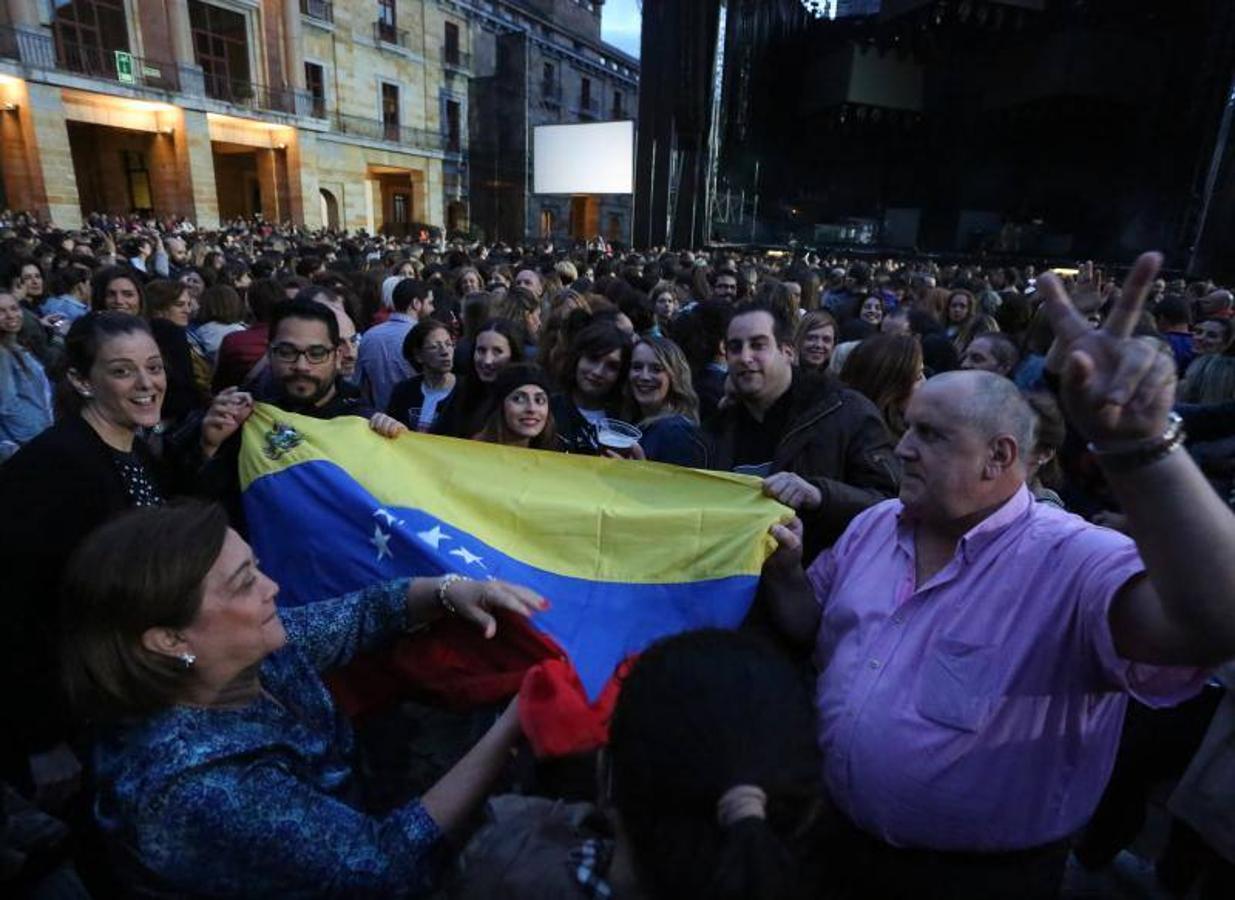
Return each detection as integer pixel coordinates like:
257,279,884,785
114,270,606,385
62,502,546,897
0,312,189,809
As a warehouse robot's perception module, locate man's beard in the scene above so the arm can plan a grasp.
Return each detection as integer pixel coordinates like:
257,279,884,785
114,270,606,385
278,373,335,409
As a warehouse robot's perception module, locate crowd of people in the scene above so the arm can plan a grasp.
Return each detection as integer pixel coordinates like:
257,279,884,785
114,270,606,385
2,209,1235,899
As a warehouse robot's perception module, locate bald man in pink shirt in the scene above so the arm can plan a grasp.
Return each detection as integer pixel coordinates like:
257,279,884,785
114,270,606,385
762,253,1235,899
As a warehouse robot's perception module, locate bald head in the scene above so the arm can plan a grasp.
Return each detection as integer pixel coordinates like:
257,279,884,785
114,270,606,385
924,370,1036,467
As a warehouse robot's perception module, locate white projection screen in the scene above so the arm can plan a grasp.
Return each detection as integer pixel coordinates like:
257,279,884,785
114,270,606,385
533,121,634,195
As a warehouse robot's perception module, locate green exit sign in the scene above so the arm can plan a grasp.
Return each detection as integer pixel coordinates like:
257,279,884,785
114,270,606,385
114,51,135,85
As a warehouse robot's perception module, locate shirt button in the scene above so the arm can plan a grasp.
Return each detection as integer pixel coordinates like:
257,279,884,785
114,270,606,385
869,659,880,669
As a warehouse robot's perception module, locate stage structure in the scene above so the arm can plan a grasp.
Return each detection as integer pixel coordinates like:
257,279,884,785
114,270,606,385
636,0,1235,274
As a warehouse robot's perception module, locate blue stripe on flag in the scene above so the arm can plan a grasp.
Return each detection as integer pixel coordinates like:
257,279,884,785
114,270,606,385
244,460,759,699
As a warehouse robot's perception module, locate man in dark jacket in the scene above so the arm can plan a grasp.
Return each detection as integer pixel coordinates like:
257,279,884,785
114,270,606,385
707,298,900,562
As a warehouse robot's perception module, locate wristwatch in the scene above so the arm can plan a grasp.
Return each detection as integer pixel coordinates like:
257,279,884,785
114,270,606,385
1087,413,1185,473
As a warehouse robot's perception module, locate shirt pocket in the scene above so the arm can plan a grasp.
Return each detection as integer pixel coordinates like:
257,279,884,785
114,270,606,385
915,637,997,732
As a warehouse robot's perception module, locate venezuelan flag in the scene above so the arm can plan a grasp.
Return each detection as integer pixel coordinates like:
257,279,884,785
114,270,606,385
239,404,787,700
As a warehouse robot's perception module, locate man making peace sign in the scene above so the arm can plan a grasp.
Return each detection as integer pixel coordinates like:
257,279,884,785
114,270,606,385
761,252,1235,899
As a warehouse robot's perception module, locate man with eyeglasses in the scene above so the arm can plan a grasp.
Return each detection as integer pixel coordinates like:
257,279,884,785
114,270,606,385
198,297,405,531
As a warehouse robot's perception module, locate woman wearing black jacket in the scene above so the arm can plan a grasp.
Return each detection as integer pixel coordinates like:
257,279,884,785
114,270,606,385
432,318,525,439
386,318,457,431
0,313,181,797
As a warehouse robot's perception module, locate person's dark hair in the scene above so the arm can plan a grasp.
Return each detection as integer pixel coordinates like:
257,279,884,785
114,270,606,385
476,363,558,449
1155,293,1192,328
494,285,540,324
90,266,145,312
730,298,794,346
1024,391,1065,490
461,291,495,340
392,278,432,313
58,311,154,417
609,630,820,900
839,334,922,439
198,284,246,325
670,301,733,371
401,317,454,366
48,263,91,298
966,332,1020,375
61,502,230,722
269,296,340,346
473,317,527,367
246,278,283,324
559,319,632,399
143,279,188,319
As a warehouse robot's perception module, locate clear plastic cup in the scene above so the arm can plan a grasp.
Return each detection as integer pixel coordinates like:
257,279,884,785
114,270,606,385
596,419,642,456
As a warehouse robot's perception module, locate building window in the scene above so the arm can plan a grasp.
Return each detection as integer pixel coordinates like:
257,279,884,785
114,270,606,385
123,150,153,212
305,62,326,118
580,77,594,117
377,0,397,41
444,21,460,66
612,90,623,118
446,100,461,152
540,208,555,238
190,1,252,103
381,83,400,140
53,0,130,54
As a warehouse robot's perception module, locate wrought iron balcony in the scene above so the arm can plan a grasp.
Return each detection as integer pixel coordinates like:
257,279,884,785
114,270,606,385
577,95,599,118
0,27,180,92
443,48,470,71
202,71,310,115
336,112,461,156
300,0,333,23
374,21,411,49
541,81,562,103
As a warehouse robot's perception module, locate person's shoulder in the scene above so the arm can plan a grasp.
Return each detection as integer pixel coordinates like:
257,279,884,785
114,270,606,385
1025,501,1136,557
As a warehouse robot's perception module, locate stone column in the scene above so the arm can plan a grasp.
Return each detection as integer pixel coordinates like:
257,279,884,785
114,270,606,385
282,0,308,115
165,0,205,96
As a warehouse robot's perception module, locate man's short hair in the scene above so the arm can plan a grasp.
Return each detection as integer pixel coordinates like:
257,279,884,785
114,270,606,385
973,332,1021,374
934,371,1036,465
270,296,340,346
392,278,432,313
730,298,794,346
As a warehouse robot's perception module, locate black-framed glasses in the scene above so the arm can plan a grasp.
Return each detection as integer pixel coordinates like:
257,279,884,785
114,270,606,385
271,342,334,364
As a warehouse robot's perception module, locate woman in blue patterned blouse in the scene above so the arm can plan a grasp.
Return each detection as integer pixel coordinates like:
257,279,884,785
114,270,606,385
60,501,546,898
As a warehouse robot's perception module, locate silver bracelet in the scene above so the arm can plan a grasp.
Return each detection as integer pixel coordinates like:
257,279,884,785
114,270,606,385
437,573,467,615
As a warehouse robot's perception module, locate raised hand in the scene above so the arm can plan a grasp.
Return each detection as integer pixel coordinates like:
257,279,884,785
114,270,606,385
1037,252,1175,447
201,387,254,458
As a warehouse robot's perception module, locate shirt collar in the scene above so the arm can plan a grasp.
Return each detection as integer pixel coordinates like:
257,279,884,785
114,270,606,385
389,312,415,323
896,484,1032,563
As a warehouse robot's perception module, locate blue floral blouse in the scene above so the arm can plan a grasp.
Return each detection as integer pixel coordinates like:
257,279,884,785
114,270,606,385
92,579,445,898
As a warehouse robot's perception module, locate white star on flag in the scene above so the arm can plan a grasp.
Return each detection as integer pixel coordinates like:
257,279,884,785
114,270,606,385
370,525,393,561
374,508,404,527
449,546,485,568
417,525,449,549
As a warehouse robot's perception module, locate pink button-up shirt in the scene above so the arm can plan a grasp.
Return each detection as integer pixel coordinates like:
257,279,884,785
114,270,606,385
807,486,1204,852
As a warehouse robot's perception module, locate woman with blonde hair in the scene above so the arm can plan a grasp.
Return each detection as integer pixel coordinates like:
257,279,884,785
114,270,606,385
1179,354,1235,405
623,336,708,467
795,311,838,374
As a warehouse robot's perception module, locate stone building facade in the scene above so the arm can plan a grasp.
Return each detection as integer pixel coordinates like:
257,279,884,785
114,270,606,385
458,0,638,244
0,0,470,233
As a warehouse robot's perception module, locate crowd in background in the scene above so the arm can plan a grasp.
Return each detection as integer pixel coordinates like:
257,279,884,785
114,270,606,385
2,209,1235,899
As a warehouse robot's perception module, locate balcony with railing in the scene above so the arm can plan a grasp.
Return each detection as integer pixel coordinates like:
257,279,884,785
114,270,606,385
0,26,179,92
374,21,412,50
541,80,561,104
300,0,333,23
443,48,470,72
336,112,461,155
202,70,311,116
577,95,599,118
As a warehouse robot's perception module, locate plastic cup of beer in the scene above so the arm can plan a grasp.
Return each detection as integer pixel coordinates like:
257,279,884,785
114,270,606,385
596,419,642,457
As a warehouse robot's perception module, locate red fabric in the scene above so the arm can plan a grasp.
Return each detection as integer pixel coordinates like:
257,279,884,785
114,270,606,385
517,656,636,759
325,611,561,719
